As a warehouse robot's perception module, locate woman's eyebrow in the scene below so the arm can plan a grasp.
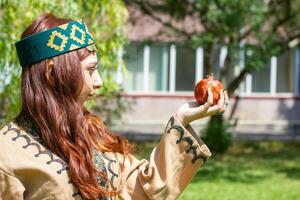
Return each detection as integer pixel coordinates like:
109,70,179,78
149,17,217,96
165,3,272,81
85,62,98,69
88,61,98,66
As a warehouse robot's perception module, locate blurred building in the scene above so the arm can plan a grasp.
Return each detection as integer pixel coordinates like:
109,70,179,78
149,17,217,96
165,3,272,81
112,3,300,140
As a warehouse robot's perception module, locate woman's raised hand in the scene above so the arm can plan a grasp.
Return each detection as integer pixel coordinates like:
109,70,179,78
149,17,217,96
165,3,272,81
174,89,229,126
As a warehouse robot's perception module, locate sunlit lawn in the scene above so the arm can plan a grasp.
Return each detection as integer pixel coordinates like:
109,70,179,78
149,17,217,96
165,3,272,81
133,140,300,200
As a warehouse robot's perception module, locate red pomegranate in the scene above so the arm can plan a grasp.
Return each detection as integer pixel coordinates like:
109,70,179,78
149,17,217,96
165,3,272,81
194,74,224,105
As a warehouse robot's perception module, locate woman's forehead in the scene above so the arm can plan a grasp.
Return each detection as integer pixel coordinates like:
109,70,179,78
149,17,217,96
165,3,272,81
81,53,98,65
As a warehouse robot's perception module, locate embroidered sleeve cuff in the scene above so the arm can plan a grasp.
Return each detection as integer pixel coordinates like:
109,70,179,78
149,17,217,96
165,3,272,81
165,115,212,164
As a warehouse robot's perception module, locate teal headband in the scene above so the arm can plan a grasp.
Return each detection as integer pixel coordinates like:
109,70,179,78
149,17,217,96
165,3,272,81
15,19,95,67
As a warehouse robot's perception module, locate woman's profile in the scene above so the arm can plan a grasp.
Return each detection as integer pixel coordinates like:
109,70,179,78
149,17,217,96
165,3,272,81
0,13,228,200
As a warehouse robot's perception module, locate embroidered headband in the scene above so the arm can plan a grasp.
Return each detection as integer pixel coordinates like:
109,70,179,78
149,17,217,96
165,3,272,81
15,19,96,67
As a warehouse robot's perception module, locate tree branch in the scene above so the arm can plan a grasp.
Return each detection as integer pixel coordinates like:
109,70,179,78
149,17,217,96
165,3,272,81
213,0,225,11
271,0,293,32
128,0,193,40
237,25,255,41
181,0,211,32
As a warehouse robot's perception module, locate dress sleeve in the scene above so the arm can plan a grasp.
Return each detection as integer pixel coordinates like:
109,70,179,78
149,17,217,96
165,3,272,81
0,169,25,200
117,115,212,200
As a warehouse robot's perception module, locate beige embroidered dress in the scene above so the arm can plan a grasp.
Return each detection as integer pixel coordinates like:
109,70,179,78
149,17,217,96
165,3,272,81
0,115,211,200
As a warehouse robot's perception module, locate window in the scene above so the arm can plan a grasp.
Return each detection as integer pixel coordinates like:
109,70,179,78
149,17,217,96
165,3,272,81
276,50,295,93
149,44,169,91
122,42,298,95
175,46,196,91
251,65,271,93
123,44,144,91
251,50,295,93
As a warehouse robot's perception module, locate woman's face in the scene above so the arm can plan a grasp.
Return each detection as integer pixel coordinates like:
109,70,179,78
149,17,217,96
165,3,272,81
78,52,103,104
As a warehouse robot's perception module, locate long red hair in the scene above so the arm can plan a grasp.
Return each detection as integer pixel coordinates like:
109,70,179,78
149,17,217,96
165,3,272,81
16,13,132,199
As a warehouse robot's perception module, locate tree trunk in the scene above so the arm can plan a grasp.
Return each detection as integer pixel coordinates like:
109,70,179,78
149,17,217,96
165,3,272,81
203,113,232,154
226,67,249,96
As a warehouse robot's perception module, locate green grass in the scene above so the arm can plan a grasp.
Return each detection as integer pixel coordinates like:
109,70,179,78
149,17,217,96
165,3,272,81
132,141,300,200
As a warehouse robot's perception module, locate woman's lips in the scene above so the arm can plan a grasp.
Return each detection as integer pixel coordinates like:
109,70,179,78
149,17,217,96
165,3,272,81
89,93,95,96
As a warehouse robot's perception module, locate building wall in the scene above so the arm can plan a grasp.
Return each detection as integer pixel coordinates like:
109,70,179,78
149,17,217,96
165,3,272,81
112,93,300,138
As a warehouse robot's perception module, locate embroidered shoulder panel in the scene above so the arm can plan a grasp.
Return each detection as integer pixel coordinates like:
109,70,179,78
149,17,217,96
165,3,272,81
1,122,82,198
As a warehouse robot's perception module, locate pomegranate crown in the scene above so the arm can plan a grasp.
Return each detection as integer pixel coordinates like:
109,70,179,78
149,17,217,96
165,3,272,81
206,73,215,80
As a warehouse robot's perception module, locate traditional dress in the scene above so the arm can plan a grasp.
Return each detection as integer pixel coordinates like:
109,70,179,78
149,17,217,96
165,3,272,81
0,115,211,200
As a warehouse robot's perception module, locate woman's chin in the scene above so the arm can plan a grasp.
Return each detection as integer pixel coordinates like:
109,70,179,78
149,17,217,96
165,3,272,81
79,94,96,104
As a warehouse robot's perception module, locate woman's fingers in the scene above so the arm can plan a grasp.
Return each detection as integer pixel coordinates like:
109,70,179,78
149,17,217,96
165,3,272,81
217,90,229,114
176,89,230,123
217,89,225,108
203,88,213,109
217,89,225,114
209,90,228,115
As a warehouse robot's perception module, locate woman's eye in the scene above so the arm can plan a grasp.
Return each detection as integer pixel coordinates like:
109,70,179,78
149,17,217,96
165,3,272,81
88,67,97,75
88,67,96,72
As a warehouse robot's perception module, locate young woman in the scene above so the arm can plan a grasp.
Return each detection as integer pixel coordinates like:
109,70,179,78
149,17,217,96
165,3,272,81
0,13,229,200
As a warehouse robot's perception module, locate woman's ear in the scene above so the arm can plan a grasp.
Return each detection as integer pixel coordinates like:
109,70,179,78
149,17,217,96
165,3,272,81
45,59,54,85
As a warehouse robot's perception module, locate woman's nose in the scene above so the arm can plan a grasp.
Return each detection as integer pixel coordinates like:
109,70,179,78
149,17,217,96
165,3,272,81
94,71,103,89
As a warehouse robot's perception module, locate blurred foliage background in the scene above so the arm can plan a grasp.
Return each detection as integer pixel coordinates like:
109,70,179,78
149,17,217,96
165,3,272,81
0,0,129,125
